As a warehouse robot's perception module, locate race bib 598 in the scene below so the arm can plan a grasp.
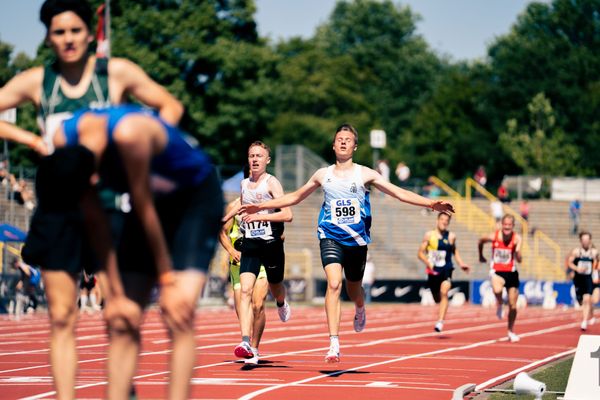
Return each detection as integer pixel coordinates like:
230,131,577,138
331,198,360,225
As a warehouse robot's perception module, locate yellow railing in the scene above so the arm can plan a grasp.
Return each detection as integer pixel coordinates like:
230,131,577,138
430,176,564,281
0,242,23,273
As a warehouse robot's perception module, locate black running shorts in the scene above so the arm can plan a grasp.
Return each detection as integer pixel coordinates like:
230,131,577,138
319,238,368,282
154,170,224,272
493,270,520,289
240,239,285,284
427,268,453,303
573,272,593,305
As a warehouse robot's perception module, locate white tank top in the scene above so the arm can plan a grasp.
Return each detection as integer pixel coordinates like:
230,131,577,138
241,174,277,241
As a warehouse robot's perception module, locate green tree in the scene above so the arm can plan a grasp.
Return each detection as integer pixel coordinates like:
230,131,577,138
267,38,374,164
400,62,510,182
487,0,600,174
499,93,580,176
105,0,275,165
315,0,442,152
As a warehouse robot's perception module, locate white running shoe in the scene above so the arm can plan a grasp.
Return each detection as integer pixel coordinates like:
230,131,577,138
277,301,291,322
325,347,340,363
354,306,366,332
234,341,254,359
507,331,520,343
244,347,259,365
581,321,588,331
496,303,504,320
434,321,444,333
589,317,596,326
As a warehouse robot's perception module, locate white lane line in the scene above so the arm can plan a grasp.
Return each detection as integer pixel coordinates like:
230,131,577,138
475,348,577,391
237,321,579,400
13,310,577,399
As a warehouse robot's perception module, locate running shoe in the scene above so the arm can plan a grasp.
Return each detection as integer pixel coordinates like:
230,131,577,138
507,331,520,343
244,347,259,365
434,321,444,333
581,321,588,331
354,306,366,332
325,347,340,363
589,317,596,326
496,303,504,320
278,300,291,322
234,341,254,359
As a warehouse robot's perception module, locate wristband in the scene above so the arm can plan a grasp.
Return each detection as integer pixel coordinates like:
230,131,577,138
159,270,176,286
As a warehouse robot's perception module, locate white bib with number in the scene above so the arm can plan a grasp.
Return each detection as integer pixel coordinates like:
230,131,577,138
578,260,593,275
429,250,447,267
493,248,512,264
244,221,272,239
331,198,360,225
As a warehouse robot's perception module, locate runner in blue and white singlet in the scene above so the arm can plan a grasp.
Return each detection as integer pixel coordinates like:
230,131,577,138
239,124,455,364
318,164,372,246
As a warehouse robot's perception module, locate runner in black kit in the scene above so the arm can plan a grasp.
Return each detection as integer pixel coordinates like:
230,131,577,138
567,231,599,331
418,212,470,332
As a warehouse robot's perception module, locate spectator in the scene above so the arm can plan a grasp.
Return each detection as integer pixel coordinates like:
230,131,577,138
11,258,41,313
376,159,390,182
520,200,529,221
363,253,376,304
497,181,510,203
0,167,8,187
424,177,441,199
569,199,581,235
395,161,410,183
474,165,487,187
19,179,35,210
491,200,503,225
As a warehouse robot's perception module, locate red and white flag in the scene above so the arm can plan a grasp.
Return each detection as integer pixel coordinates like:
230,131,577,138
95,2,110,58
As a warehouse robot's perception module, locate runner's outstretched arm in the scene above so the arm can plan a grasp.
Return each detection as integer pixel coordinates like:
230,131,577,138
241,169,325,216
363,167,454,213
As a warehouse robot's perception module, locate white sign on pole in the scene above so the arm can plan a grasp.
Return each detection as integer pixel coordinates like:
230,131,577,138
370,129,386,149
0,108,16,124
564,334,600,400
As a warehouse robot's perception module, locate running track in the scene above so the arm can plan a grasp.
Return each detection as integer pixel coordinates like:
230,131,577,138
0,304,590,399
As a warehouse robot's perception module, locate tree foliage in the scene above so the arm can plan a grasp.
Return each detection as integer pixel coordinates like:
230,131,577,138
2,0,600,181
499,93,581,176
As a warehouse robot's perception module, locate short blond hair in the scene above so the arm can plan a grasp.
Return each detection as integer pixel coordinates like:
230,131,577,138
248,141,271,157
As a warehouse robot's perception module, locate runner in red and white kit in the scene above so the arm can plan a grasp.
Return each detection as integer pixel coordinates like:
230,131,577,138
478,214,523,342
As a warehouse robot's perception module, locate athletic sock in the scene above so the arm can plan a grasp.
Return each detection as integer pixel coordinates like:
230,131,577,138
276,301,284,307
329,335,339,350
242,336,251,344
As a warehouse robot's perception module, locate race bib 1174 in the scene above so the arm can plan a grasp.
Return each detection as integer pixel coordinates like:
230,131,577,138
244,221,272,239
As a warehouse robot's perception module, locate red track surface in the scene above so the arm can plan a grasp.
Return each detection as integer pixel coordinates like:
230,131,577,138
0,303,589,399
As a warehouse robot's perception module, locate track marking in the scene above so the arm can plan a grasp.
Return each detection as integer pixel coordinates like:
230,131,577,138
237,321,579,400
12,308,580,399
475,347,576,391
